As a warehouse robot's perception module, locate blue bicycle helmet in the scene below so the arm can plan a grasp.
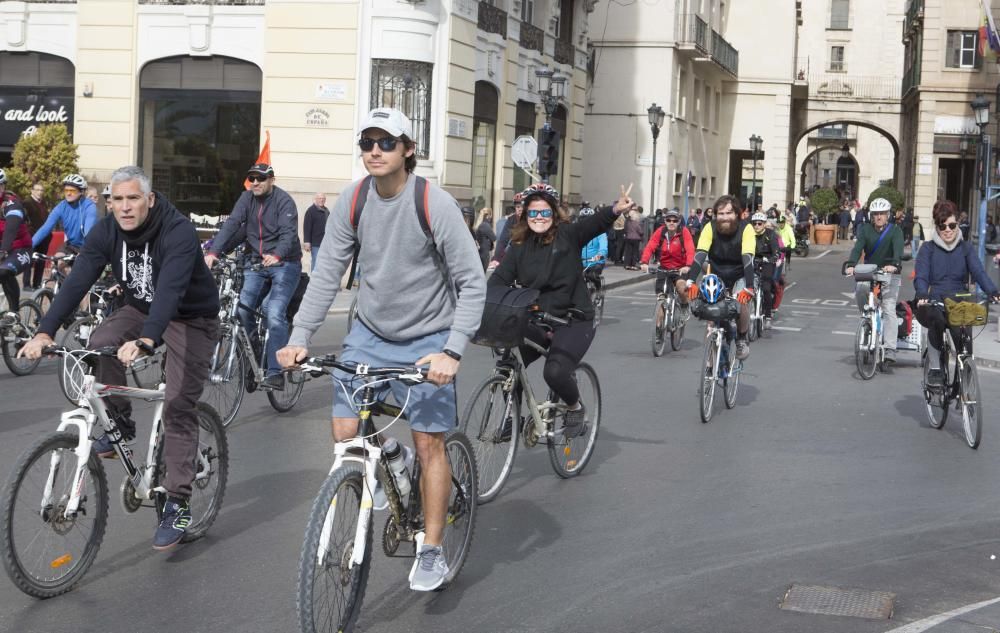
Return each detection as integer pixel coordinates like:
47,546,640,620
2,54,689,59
699,274,724,304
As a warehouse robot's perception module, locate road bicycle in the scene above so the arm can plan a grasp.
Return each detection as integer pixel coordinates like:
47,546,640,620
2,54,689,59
922,298,990,449
582,262,606,327
648,268,686,357
1,299,43,376
58,282,165,403
692,289,743,424
0,346,228,598
201,258,306,426
747,263,768,342
458,310,601,504
851,264,893,379
295,355,477,633
31,253,76,318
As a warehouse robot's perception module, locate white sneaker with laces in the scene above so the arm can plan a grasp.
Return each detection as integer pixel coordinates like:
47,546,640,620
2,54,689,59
410,540,449,592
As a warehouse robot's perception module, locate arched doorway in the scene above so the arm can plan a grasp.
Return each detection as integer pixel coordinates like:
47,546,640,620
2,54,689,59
799,146,859,200
138,55,262,217
794,121,897,202
0,52,75,168
471,81,499,212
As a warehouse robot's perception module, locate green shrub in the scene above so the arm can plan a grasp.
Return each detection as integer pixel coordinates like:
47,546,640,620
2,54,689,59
3,124,79,202
866,185,904,211
810,188,840,218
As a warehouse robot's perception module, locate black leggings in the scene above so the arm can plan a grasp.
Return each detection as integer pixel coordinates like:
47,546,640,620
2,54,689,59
757,262,775,317
518,319,596,406
0,249,31,310
915,303,963,355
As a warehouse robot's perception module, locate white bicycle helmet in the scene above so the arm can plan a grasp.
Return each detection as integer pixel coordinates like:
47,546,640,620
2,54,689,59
751,212,767,223
62,173,87,190
869,197,891,214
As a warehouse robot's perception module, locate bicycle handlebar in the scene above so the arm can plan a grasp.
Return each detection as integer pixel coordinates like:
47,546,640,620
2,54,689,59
294,354,428,384
33,253,76,263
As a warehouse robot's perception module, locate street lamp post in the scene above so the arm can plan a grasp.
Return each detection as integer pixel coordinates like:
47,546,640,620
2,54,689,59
647,103,665,216
841,142,851,200
971,94,991,266
535,67,566,183
749,134,763,212
959,135,970,213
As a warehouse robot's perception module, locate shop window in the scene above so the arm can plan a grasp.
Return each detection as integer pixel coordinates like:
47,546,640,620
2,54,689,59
370,59,432,159
0,52,75,165
471,81,499,212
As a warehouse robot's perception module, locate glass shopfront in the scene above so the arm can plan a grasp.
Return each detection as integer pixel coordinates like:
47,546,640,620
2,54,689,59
471,81,499,212
0,52,75,169
138,56,261,217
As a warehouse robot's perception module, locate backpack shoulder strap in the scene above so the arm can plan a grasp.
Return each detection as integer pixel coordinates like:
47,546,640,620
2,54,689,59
349,175,373,232
413,176,433,242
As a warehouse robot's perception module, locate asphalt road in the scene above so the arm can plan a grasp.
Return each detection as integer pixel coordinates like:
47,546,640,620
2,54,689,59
3,252,1000,633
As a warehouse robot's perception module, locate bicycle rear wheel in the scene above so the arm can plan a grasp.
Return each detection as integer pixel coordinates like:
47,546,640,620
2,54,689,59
548,362,601,478
200,335,247,427
2,300,42,376
31,288,53,320
959,358,982,449
855,319,877,380
670,296,686,351
439,432,478,588
457,375,518,504
699,335,719,423
1,431,109,598
297,465,371,633
267,369,306,412
651,298,667,357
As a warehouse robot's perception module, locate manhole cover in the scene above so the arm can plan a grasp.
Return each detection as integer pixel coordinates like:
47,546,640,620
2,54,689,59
779,584,895,619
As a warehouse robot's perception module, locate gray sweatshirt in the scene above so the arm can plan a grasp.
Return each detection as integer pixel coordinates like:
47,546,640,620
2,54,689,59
289,173,486,356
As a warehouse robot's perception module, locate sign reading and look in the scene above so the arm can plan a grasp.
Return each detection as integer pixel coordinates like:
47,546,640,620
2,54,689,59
0,94,74,147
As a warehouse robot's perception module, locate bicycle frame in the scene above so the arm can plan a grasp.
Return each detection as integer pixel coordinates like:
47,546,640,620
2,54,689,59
860,275,888,356
490,344,568,447
705,318,734,381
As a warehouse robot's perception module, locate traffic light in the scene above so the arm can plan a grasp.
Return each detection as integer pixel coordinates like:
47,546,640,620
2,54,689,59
537,127,560,177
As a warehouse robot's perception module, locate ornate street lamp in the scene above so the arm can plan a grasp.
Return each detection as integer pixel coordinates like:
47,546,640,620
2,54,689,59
970,94,992,265
841,142,850,159
647,103,666,215
535,67,565,182
749,134,763,211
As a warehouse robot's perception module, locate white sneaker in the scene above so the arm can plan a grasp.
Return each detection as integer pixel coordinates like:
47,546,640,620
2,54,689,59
410,542,449,592
764,317,772,330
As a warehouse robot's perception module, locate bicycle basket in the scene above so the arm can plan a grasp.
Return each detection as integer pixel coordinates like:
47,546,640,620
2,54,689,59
690,296,738,321
944,298,988,327
472,286,541,348
852,264,878,282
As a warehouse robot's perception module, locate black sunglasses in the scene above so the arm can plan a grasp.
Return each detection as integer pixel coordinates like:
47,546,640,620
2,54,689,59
937,221,958,231
752,221,765,226
247,175,270,183
359,136,400,152
665,217,680,222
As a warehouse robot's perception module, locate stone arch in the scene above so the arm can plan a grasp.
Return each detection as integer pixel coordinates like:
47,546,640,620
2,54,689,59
794,118,899,180
799,144,861,198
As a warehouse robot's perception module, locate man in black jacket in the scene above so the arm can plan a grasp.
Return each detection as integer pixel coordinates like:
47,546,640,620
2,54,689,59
204,162,302,389
302,192,329,272
20,165,220,551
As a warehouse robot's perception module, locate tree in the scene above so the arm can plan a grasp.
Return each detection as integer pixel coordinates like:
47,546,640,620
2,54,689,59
4,124,79,202
866,185,904,211
809,187,840,220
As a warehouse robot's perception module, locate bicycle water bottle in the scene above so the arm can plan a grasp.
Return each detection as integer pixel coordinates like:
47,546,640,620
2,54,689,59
382,437,411,501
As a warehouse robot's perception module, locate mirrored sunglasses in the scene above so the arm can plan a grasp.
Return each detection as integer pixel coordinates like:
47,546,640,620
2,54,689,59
527,209,553,219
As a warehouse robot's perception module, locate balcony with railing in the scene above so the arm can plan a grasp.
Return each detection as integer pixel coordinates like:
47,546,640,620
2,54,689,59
520,21,544,53
675,13,709,54
809,74,900,101
554,38,574,65
477,0,507,38
711,30,738,76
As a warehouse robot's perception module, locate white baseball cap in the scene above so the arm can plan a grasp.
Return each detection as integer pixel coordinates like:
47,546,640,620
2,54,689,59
360,107,413,138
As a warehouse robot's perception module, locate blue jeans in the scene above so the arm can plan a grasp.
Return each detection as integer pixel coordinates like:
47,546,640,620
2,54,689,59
238,261,302,376
309,244,319,272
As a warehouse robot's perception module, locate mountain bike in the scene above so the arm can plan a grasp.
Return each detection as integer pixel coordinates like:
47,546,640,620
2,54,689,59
582,262,605,327
1,346,227,598
747,265,766,342
31,253,76,318
851,264,892,380
458,310,601,504
693,294,742,424
295,355,477,633
201,258,306,426
648,268,686,357
1,299,43,376
922,298,990,449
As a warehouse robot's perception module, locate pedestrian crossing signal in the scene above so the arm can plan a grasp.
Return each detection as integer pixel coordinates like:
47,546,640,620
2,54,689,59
537,127,560,177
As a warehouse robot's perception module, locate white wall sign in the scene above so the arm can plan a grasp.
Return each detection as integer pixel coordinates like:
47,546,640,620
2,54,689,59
918,154,932,165
316,83,347,101
933,115,979,135
918,164,933,175
305,108,330,128
448,118,467,138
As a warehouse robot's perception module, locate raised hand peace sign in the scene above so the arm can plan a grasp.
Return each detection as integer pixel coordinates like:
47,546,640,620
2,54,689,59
613,183,635,214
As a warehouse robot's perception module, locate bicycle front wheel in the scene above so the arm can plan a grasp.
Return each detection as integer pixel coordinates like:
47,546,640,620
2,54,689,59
440,432,478,588
855,319,877,380
31,288,54,319
1,431,109,598
547,362,601,478
3,300,42,377
959,358,982,449
922,349,948,430
200,335,247,427
699,336,719,423
724,352,740,409
297,465,372,633
184,403,228,541
267,369,306,412
651,298,667,357
670,297,686,351
458,375,518,504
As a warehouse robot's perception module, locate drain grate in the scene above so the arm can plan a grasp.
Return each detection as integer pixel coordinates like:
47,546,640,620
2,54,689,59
779,584,895,619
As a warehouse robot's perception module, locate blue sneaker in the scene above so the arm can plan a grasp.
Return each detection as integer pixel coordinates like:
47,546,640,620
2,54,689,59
153,498,191,551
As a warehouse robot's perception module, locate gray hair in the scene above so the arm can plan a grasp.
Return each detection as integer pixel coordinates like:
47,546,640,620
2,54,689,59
109,166,152,195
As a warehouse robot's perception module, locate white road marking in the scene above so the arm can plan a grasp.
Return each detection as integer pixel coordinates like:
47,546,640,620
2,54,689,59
792,298,821,305
785,281,798,290
884,596,1000,633
841,292,856,299
770,326,801,332
832,330,855,336
810,250,831,259
821,299,849,306
641,318,653,322
791,311,820,316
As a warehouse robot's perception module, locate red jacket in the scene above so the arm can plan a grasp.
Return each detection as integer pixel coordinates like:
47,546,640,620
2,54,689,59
641,225,695,269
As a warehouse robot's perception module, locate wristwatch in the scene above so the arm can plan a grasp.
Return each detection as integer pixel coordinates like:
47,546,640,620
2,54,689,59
443,349,462,362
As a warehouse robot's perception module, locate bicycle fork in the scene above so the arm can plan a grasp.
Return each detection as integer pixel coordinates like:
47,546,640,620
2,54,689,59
317,436,382,568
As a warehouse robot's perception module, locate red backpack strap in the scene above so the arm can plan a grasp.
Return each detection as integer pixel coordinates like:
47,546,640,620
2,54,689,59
349,175,373,231
413,176,432,241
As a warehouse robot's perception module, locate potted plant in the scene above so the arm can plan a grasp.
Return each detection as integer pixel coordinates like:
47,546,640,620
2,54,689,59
809,188,839,245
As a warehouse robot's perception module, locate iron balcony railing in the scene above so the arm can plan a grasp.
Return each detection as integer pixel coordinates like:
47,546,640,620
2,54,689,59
520,21,544,53
711,30,739,76
675,13,709,54
554,38,574,65
809,74,901,101
477,1,507,38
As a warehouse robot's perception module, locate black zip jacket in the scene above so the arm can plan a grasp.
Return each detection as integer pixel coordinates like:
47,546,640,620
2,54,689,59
211,186,302,262
489,206,618,319
39,194,220,345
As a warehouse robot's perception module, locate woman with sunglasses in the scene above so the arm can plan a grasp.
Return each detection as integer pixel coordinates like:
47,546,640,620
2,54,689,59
488,182,632,438
914,199,1000,385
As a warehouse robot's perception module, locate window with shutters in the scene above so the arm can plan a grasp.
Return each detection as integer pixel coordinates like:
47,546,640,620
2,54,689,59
830,0,849,29
829,46,845,72
946,30,981,69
